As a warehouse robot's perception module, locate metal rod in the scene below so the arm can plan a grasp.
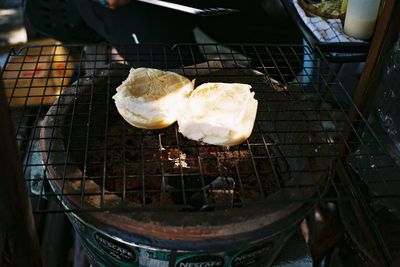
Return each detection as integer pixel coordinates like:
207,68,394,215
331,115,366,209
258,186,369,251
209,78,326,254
336,160,390,266
0,74,42,266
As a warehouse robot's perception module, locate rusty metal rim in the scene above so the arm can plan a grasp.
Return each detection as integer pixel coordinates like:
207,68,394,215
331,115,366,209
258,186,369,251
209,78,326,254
41,143,319,250
40,142,308,239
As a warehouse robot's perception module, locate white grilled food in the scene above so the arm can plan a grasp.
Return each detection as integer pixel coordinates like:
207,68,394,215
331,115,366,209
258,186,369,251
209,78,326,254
113,68,193,129
178,82,258,146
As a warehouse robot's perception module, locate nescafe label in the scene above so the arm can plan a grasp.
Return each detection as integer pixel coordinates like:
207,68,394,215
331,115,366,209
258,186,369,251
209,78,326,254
231,242,273,266
176,255,224,267
94,232,138,263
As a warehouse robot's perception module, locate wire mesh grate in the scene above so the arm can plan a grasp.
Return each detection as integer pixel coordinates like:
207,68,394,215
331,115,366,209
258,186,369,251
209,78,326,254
2,43,400,261
1,44,396,203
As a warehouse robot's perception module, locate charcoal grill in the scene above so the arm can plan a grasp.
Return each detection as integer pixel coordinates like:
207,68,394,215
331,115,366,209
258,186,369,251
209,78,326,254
39,58,331,240
3,43,400,266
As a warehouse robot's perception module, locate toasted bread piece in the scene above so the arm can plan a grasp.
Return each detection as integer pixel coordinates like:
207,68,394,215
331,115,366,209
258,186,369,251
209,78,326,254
178,82,258,146
113,68,193,129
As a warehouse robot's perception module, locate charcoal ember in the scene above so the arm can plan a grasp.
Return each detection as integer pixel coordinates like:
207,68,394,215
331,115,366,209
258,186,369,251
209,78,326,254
203,176,236,210
199,147,251,174
81,115,282,209
166,149,190,169
112,174,164,205
163,147,249,174
165,146,262,209
168,176,211,210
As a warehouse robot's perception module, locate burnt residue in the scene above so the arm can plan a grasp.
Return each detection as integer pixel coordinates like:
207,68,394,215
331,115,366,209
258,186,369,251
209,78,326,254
78,117,286,211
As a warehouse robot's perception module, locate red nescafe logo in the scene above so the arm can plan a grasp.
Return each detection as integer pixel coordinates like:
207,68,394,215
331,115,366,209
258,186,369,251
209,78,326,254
231,242,272,266
94,232,138,263
176,255,224,267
